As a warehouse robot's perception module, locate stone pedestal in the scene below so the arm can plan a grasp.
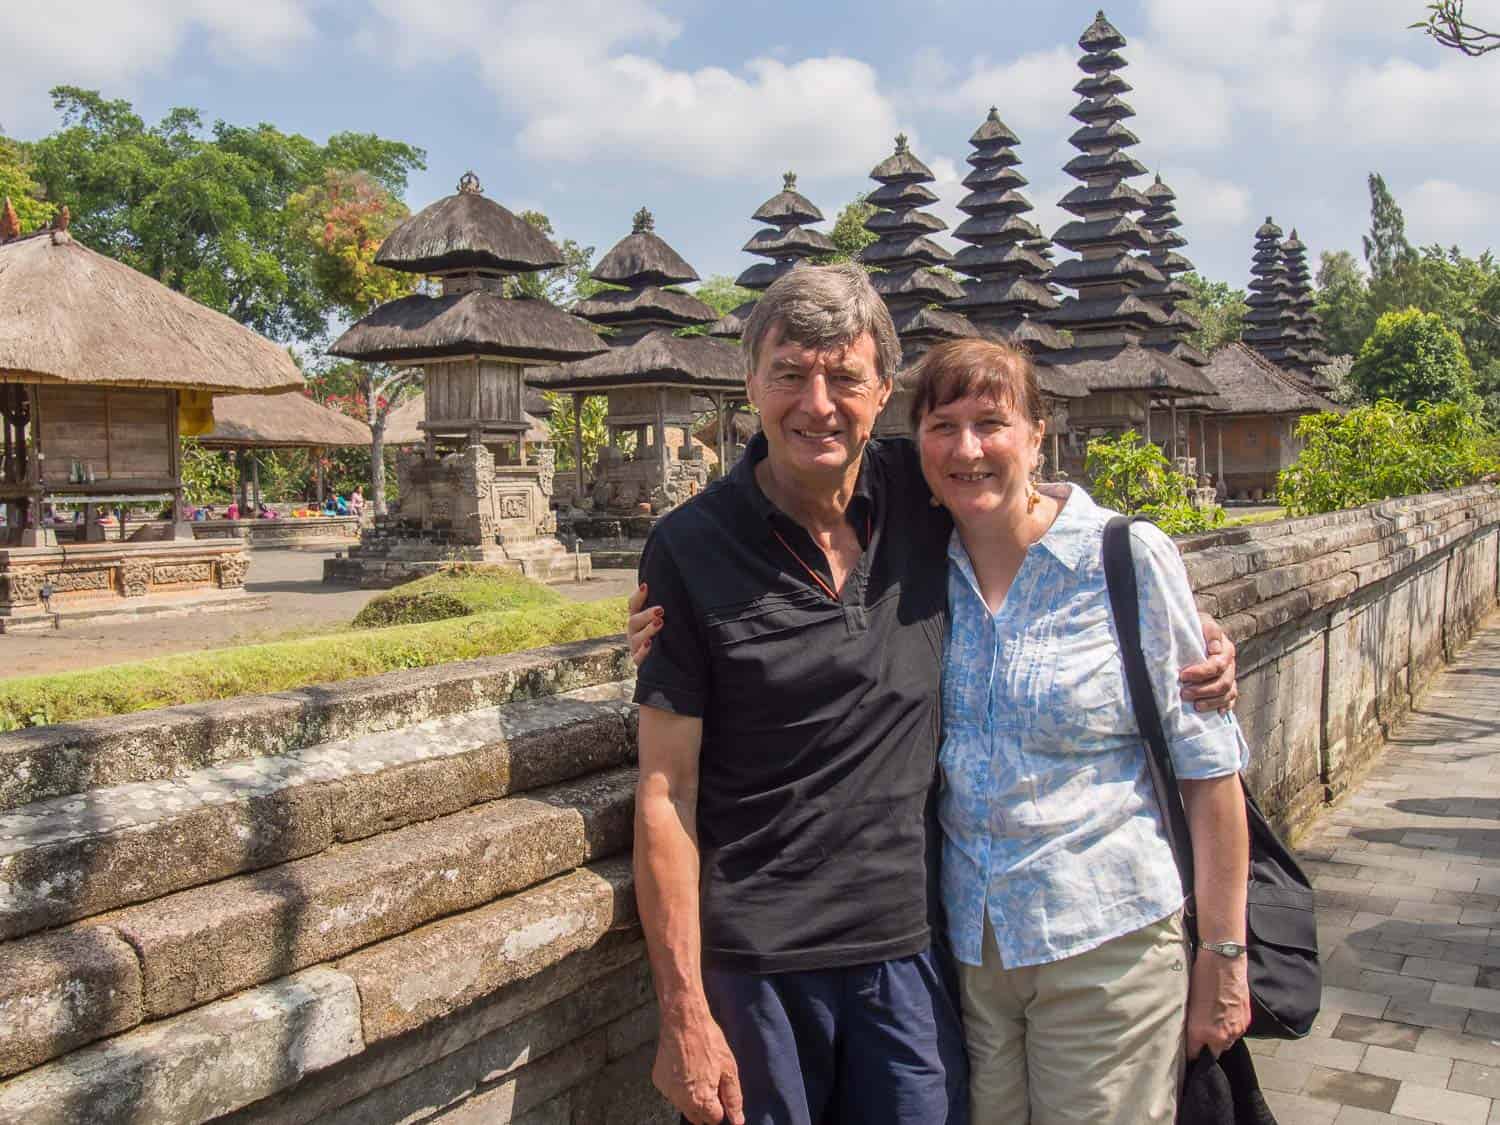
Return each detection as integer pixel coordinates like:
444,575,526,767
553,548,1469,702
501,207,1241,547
324,443,589,588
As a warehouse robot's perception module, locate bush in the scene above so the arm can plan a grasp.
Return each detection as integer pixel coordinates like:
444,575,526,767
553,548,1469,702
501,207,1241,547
1277,400,1496,516
352,565,562,628
1352,307,1474,409
0,598,626,731
1084,430,1225,535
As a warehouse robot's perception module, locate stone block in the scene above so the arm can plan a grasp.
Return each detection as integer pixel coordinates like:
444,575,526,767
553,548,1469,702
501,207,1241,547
223,934,646,1125
340,859,636,1044
0,637,632,813
425,1030,606,1125
0,927,142,1079
0,686,634,941
569,1043,675,1125
101,769,636,1019
0,967,362,1125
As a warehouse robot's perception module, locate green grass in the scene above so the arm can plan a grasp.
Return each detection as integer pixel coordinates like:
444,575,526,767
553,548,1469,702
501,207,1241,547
352,566,563,628
0,598,626,731
1224,507,1289,527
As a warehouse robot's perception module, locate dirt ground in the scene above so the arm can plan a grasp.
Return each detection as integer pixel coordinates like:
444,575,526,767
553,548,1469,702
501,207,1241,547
0,547,638,680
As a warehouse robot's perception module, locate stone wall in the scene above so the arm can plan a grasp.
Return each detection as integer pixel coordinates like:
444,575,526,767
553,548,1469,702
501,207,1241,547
1,485,1497,1123
192,515,361,547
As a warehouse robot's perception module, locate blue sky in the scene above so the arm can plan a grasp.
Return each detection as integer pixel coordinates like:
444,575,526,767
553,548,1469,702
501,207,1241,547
5,0,1498,301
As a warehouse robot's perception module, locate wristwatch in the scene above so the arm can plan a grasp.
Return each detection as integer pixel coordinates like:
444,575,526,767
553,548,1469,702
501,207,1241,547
1198,939,1248,958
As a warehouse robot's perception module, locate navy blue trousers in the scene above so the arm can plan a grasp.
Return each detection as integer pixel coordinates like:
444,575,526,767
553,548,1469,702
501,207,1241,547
696,945,969,1125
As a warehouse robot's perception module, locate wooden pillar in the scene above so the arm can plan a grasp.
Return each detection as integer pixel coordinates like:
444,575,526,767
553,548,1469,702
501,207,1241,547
714,393,728,475
572,392,585,499
1144,402,1152,444
314,448,326,505
1198,414,1208,480
1217,421,1225,489
1050,430,1060,478
251,453,261,511
1169,400,1179,463
655,388,670,481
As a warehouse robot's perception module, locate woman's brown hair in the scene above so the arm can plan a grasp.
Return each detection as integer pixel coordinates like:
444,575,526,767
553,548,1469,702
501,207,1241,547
907,337,1045,430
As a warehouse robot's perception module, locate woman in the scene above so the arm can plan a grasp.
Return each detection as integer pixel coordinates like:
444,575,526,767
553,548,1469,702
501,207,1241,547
904,338,1251,1123
627,336,1251,1122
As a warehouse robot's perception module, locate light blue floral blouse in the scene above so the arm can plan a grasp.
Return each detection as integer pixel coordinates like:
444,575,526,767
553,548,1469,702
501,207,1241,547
939,484,1249,969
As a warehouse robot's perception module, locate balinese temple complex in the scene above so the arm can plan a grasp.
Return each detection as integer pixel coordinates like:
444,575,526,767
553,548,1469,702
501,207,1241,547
710,173,834,341
325,172,604,586
859,134,977,434
1042,11,1219,478
949,108,1088,472
533,208,744,567
1280,229,1333,381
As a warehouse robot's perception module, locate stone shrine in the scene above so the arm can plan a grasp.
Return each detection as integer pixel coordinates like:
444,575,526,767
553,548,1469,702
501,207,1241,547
323,173,604,587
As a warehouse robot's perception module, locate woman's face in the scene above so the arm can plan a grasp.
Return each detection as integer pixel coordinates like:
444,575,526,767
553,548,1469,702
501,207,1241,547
917,390,1043,524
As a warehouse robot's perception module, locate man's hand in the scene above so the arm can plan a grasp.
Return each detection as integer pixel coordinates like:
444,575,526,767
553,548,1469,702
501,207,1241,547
1185,949,1251,1058
1181,613,1238,713
654,1005,745,1125
627,582,663,668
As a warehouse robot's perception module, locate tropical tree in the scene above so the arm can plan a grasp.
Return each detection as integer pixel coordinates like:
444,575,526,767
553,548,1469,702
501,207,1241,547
823,196,878,264
1315,250,1376,359
27,86,424,341
1351,308,1474,408
510,211,597,307
1084,431,1224,535
1178,273,1247,354
0,135,55,232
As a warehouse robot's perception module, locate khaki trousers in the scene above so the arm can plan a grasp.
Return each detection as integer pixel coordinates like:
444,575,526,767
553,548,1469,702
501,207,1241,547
960,912,1188,1125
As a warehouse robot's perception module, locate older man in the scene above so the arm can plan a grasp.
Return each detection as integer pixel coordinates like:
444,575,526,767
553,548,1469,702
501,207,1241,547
630,264,1235,1125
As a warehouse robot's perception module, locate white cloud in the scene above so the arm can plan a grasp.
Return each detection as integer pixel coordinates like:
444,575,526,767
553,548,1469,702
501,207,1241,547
1340,57,1500,145
940,46,1075,135
1404,180,1500,248
1157,167,1253,232
0,0,313,132
361,0,905,180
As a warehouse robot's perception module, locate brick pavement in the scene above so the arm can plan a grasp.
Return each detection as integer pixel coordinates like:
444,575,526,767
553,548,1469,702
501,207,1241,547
1258,618,1500,1125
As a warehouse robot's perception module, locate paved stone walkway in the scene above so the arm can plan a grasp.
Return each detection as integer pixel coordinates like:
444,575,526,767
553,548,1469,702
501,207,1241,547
1260,617,1500,1124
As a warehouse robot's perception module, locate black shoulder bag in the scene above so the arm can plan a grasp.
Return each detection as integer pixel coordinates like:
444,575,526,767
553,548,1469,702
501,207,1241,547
1103,516,1321,1040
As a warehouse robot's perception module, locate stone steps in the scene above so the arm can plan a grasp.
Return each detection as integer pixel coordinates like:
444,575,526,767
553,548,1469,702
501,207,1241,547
0,861,639,1125
0,682,636,940
0,636,631,813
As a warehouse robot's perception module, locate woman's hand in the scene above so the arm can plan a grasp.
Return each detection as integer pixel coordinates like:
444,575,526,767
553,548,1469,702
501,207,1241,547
627,583,664,668
1186,949,1251,1058
1181,613,1238,713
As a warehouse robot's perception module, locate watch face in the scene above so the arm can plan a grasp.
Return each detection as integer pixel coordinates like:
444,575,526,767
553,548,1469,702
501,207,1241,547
1204,941,1246,957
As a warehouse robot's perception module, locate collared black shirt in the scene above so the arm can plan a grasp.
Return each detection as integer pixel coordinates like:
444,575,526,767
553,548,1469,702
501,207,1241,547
635,433,951,973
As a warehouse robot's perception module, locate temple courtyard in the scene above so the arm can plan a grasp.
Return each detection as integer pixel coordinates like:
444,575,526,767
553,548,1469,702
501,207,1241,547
0,548,638,677
1255,620,1500,1125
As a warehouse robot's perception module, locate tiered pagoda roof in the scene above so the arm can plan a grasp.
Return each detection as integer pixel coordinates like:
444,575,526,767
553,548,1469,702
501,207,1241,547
1280,229,1333,382
1137,175,1207,367
949,108,1085,398
1044,11,1215,399
1241,217,1303,366
533,208,743,394
858,134,976,363
710,173,834,340
332,172,604,364
1203,343,1340,417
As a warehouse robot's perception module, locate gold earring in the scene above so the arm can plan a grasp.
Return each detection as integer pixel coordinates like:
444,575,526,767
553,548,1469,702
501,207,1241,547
1026,486,1041,514
929,494,943,508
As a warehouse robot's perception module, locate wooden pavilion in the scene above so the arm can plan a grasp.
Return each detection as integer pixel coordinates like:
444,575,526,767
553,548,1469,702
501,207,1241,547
0,212,302,627
194,391,373,546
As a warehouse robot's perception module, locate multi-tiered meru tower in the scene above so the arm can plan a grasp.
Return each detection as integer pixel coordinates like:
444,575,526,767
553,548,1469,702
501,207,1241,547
710,173,834,341
859,134,977,434
1044,11,1216,473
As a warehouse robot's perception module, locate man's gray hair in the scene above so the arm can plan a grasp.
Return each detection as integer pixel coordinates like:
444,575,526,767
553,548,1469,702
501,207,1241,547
741,262,902,385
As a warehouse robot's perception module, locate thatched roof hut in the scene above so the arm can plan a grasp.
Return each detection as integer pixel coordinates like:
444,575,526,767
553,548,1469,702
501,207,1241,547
201,392,373,449
0,230,302,393
1201,344,1341,416
591,208,700,288
1046,343,1218,396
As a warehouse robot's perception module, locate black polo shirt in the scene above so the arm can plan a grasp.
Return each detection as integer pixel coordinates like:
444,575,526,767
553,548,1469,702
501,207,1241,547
634,432,951,974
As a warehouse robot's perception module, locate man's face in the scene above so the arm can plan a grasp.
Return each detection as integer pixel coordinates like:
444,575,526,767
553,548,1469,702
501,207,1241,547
747,324,892,483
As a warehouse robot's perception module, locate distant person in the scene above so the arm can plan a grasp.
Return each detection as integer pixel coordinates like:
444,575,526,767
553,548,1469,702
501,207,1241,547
349,487,365,519
225,502,240,521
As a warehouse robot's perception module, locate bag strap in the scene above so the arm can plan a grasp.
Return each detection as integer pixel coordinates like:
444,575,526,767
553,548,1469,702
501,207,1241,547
1102,515,1198,904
